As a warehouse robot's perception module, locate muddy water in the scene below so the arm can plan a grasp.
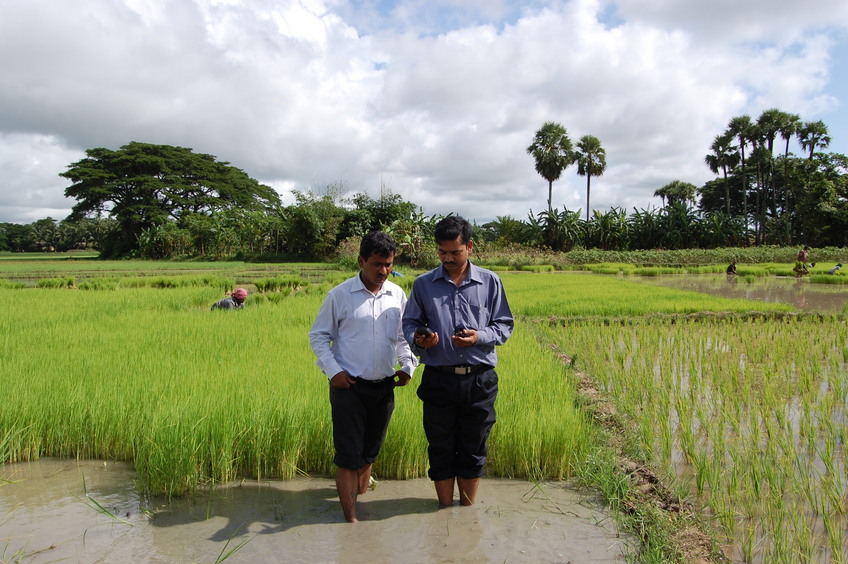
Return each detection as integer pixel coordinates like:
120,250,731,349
0,459,633,563
634,274,848,313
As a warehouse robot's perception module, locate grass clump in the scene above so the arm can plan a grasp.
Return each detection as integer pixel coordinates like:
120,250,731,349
253,274,304,293
36,276,76,288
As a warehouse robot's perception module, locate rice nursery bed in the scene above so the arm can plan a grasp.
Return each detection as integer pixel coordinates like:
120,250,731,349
2,265,842,562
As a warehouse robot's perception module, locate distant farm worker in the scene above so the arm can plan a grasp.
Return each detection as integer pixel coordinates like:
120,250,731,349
210,287,248,310
309,231,416,523
402,215,514,507
793,246,812,277
726,261,737,275
829,263,843,275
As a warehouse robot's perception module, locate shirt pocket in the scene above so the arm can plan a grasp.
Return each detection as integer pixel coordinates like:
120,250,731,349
468,303,490,328
378,306,402,338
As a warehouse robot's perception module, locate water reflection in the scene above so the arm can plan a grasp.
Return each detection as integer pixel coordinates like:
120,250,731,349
0,459,632,563
635,274,848,313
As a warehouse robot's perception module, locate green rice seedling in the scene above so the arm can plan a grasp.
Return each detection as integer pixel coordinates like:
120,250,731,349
519,264,554,272
582,262,635,275
533,311,848,562
631,266,684,276
0,272,601,496
36,276,75,288
0,279,25,289
252,274,304,293
685,265,727,275
810,273,848,284
487,329,592,480
77,277,120,291
503,272,791,318
213,527,253,564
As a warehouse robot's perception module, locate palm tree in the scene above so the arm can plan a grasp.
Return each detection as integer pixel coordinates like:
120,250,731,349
778,113,801,160
776,112,801,239
726,115,755,237
654,180,697,208
575,135,607,222
798,120,831,160
704,133,740,215
526,122,574,214
757,108,784,219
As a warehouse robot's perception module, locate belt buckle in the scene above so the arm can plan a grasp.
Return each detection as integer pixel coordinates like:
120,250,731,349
454,366,471,375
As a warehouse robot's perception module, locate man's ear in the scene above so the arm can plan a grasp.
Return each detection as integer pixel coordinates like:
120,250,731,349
467,240,474,253
357,255,365,268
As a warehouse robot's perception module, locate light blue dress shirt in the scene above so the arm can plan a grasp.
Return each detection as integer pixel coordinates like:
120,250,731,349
402,262,513,368
310,273,417,380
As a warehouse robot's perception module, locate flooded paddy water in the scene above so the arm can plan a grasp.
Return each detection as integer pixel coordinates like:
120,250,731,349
1,459,632,563
633,273,848,314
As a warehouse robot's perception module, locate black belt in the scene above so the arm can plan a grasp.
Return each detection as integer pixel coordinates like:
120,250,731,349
353,376,393,385
431,364,490,376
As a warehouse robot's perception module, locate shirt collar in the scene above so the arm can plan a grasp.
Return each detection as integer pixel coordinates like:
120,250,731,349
434,261,481,285
352,271,393,296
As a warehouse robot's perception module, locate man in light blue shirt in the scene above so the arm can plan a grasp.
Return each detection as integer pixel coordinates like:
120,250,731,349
310,232,416,522
403,216,513,507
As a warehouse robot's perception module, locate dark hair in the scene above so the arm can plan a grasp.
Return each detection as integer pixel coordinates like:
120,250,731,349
433,215,472,244
360,231,397,260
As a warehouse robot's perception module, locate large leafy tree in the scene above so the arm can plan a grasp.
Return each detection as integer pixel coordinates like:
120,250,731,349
527,122,574,214
575,135,607,221
61,142,280,256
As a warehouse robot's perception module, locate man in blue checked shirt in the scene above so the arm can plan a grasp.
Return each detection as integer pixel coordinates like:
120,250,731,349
402,215,514,507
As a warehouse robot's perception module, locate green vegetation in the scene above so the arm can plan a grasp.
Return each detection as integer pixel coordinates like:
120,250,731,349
2,260,846,562
535,315,848,562
502,272,791,318
0,275,595,496
61,142,282,257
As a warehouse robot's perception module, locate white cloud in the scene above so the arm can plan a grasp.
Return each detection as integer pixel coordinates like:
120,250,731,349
0,0,845,225
0,133,83,223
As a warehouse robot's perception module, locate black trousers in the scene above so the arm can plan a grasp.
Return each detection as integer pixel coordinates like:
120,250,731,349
416,365,497,481
330,379,395,470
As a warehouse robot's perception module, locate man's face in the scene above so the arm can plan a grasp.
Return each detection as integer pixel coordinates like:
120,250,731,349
437,236,472,275
358,252,394,291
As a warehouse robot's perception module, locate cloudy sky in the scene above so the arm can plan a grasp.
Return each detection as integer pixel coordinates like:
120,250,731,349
1,0,847,225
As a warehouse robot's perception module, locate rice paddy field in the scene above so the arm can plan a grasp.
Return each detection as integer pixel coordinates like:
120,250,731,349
2,257,847,562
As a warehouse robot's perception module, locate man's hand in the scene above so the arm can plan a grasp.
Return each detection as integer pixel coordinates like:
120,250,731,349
393,370,411,387
330,371,355,389
451,328,478,348
415,331,439,349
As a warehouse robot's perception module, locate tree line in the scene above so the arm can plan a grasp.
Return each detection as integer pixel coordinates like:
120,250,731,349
1,119,845,260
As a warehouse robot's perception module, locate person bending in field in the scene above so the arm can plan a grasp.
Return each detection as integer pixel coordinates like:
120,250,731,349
309,231,416,523
726,261,737,275
829,263,843,275
211,287,248,310
793,246,814,277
